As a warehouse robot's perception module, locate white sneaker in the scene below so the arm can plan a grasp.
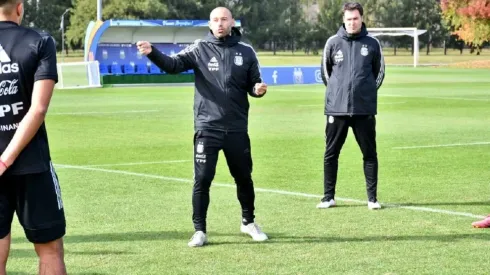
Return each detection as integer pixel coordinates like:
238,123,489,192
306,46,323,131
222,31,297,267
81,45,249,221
240,223,268,241
316,199,336,209
368,201,381,210
188,231,207,247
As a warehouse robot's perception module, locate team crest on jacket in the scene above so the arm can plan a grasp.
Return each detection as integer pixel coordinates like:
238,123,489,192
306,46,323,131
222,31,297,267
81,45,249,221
196,142,204,153
234,55,243,66
361,45,369,56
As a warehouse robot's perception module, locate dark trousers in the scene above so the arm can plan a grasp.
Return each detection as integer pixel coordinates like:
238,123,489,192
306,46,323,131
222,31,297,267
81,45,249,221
323,115,378,202
192,130,255,233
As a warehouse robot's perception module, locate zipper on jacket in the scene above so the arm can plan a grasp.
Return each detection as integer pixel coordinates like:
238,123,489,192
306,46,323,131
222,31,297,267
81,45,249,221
223,46,230,131
223,47,229,96
349,40,354,116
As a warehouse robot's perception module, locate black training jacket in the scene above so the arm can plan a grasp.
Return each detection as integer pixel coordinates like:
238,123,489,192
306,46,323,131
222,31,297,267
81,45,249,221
147,27,264,132
321,23,385,116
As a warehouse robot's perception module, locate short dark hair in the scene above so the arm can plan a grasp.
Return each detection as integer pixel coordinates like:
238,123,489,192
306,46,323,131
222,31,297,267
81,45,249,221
342,2,363,16
0,0,21,7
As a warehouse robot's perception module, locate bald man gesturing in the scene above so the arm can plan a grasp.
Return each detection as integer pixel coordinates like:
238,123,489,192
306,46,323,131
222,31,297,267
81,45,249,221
137,7,268,247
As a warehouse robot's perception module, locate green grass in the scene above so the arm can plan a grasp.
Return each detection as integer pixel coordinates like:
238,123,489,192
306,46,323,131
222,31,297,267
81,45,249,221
6,67,490,274
257,48,490,66
58,48,490,66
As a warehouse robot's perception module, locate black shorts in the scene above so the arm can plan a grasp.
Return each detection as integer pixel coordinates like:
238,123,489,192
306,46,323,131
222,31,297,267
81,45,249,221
0,163,66,243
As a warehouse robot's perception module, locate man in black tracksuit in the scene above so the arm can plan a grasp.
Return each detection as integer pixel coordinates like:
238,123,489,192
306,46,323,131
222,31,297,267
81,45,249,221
318,2,385,210
137,7,268,247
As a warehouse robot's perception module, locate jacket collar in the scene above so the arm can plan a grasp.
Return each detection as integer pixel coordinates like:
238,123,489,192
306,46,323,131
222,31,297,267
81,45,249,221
337,22,368,40
205,27,242,46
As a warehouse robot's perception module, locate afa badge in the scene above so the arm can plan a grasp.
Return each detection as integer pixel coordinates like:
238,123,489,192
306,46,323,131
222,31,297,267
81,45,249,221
361,45,369,56
234,55,243,66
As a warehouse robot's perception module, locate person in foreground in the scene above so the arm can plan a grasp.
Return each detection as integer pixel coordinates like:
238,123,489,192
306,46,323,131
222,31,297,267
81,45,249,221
0,0,67,273
137,7,268,247
318,2,385,210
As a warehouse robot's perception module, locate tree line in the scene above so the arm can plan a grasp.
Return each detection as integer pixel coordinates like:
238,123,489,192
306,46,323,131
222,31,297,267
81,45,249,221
21,0,490,55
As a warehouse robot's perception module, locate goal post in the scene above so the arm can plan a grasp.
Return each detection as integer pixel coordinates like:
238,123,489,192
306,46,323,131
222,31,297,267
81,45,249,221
56,61,103,89
367,27,427,67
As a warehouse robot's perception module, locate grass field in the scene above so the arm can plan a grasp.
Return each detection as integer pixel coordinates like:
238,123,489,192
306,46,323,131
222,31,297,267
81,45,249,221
6,67,490,274
256,49,490,66
57,48,490,66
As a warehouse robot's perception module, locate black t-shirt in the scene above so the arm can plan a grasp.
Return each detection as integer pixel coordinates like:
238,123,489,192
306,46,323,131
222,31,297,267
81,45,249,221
0,21,58,175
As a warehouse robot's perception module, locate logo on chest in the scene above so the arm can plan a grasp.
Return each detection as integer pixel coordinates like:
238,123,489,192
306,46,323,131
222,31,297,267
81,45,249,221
334,50,344,64
360,45,369,56
0,44,19,74
234,52,243,66
208,56,219,71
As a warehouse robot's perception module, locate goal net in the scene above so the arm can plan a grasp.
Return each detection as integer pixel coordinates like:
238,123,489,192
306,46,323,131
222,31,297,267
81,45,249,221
56,61,102,89
367,28,427,67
